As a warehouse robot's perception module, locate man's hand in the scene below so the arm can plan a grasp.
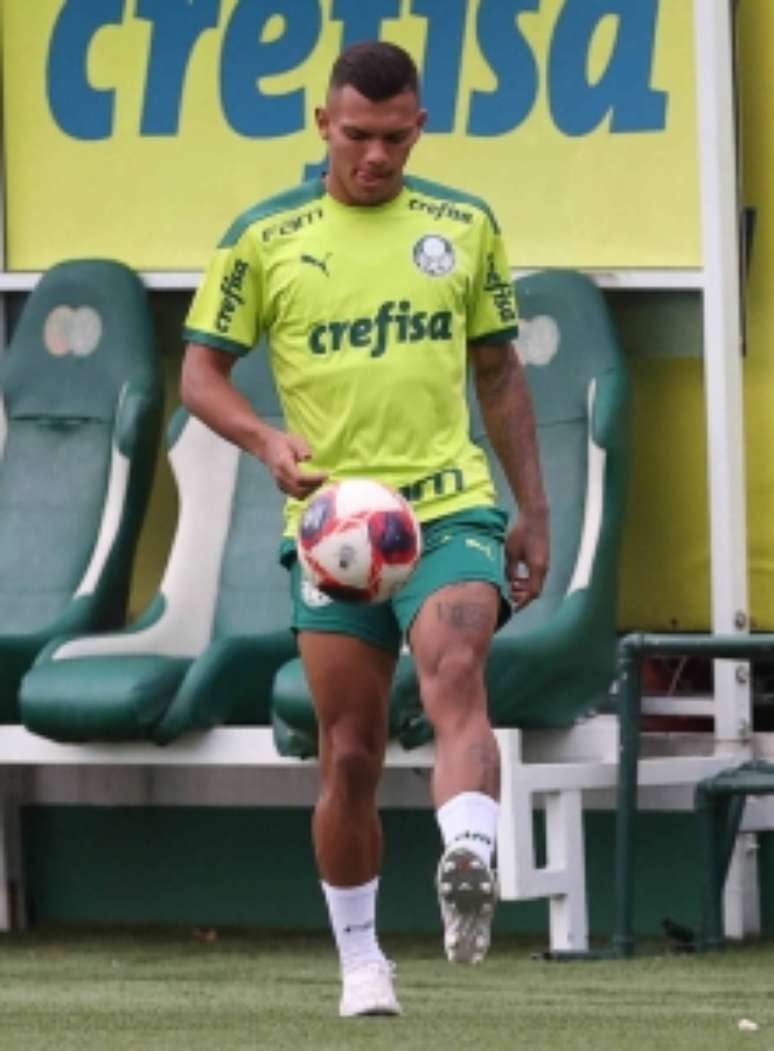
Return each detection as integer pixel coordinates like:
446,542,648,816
259,427,328,499
180,343,327,500
505,511,549,609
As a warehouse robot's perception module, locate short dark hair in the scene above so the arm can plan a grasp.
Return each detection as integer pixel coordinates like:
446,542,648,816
329,41,420,102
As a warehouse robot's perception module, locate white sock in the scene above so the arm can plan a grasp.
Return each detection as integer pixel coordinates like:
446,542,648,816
321,878,386,975
436,791,499,867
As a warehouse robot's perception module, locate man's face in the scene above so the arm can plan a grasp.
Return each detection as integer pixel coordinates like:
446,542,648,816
316,85,426,206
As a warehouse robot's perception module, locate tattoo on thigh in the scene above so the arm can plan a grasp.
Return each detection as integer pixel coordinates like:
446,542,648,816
436,601,491,631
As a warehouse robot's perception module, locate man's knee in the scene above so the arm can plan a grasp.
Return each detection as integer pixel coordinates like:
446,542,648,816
420,643,487,712
320,723,386,795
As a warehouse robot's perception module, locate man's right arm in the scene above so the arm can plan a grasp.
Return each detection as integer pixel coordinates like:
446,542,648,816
180,342,327,499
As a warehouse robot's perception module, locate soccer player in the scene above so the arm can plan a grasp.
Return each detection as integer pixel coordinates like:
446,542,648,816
181,41,549,1018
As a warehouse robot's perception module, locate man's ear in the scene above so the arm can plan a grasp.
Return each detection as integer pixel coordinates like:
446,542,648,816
315,106,330,140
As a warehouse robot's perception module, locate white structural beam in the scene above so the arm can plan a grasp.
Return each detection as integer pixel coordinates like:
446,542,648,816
0,268,706,294
695,0,755,940
695,0,751,752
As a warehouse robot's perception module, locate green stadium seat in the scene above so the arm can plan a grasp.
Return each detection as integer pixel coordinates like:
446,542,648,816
19,350,297,742
0,259,162,722
272,269,630,756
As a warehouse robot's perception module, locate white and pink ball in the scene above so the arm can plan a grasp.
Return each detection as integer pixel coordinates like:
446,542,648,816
297,478,421,604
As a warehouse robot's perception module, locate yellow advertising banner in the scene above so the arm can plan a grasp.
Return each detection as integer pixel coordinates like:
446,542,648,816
738,0,774,630
3,0,699,271
616,1,774,631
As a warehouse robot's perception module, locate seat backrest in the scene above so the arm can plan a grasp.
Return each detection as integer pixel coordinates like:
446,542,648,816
210,350,292,638
0,258,161,634
71,346,293,660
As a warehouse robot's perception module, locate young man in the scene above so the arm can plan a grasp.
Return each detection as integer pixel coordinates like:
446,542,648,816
181,41,548,1018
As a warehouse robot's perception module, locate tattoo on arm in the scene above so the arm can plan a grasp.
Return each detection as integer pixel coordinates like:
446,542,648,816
436,602,491,631
471,343,547,519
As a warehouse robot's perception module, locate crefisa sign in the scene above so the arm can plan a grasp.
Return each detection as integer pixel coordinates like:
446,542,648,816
5,0,698,269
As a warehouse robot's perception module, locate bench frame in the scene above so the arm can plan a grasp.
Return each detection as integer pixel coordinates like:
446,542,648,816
0,715,748,950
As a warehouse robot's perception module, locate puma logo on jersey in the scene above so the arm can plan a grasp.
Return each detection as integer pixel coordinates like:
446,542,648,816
301,252,331,277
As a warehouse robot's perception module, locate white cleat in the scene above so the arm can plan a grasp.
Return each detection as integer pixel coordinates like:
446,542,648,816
339,960,402,1018
435,847,498,965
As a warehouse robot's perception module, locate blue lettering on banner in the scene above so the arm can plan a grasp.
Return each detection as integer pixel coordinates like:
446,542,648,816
468,0,540,136
332,0,401,51
47,0,124,141
414,0,467,134
549,0,667,136
45,0,669,142
221,0,321,137
137,0,220,136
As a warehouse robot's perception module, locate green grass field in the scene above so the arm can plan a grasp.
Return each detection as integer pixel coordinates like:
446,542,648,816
1,929,773,1050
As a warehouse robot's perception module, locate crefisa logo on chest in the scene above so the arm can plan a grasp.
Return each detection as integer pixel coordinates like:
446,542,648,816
413,235,456,277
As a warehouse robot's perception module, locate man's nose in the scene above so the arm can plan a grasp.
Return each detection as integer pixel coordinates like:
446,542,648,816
364,137,389,166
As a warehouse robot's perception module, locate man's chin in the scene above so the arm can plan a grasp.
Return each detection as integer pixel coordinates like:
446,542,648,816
350,179,400,205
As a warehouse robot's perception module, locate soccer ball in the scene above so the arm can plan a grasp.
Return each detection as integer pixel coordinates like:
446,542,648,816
297,478,421,603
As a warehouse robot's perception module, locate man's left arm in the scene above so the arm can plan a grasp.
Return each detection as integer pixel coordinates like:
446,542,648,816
470,341,550,608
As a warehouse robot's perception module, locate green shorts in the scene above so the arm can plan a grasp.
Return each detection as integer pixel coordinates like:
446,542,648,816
280,506,512,655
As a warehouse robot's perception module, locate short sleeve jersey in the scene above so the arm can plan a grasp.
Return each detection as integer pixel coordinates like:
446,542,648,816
184,174,519,536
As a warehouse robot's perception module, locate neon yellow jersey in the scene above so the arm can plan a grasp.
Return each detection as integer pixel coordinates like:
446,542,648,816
184,174,519,536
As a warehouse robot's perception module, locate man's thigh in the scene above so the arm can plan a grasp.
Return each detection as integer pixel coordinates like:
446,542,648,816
408,579,500,677
299,631,397,736
393,507,512,641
